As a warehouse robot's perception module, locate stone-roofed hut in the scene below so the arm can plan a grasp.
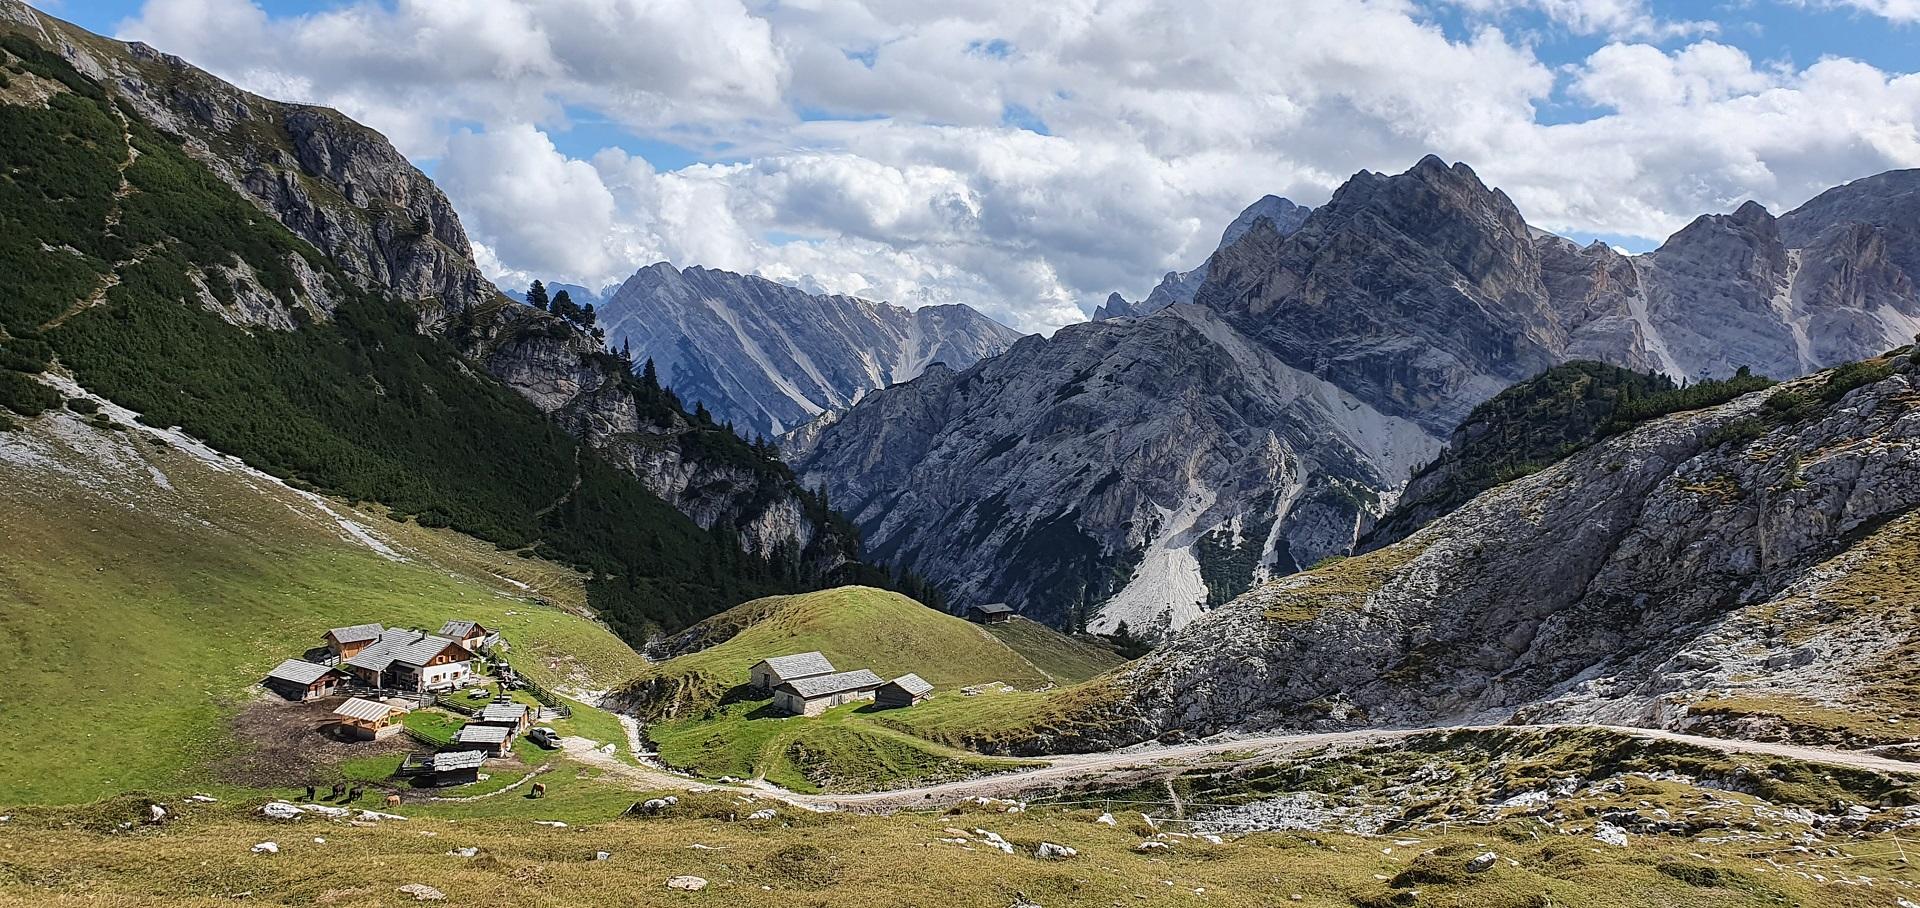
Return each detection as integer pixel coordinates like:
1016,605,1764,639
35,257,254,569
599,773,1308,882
874,673,934,709
772,669,884,717
263,658,345,702
749,651,836,691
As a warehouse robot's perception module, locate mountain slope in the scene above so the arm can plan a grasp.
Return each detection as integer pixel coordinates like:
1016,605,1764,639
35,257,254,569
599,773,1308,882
0,6,858,640
1097,349,1920,749
793,156,1920,635
598,263,1023,437
0,398,644,804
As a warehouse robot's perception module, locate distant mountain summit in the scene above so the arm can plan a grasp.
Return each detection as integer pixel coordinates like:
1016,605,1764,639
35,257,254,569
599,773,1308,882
1093,195,1311,321
597,264,1024,437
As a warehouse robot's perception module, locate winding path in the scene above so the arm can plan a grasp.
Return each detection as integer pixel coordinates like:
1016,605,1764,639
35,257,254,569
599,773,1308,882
561,722,1920,812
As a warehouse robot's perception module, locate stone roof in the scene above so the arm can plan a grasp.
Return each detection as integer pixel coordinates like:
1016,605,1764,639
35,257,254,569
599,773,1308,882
970,602,1014,615
343,630,469,672
439,619,487,639
778,668,884,700
477,702,530,723
454,723,512,745
430,751,487,771
326,623,384,644
755,651,836,682
265,658,336,685
883,673,933,697
333,697,405,723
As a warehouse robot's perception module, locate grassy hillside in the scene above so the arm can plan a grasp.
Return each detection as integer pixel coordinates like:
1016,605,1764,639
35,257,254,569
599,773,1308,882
623,587,1126,791
0,407,646,804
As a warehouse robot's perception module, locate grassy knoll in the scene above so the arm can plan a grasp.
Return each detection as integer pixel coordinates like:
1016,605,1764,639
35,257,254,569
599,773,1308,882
627,587,1104,718
0,411,644,804
3,779,1915,907
984,616,1126,683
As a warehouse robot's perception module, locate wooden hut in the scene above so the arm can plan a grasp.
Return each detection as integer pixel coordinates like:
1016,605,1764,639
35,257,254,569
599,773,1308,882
473,702,532,736
423,750,486,787
452,723,513,757
323,623,385,659
333,697,409,740
438,620,499,652
873,673,934,709
966,603,1014,624
263,658,344,702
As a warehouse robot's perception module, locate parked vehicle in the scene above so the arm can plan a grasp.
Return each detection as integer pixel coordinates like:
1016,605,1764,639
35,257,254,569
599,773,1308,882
528,727,561,749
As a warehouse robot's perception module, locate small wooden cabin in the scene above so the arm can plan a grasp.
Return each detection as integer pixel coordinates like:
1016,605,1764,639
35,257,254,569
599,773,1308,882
772,669,884,717
749,651,836,691
323,623,385,659
452,722,513,757
966,603,1014,624
473,702,532,735
438,620,498,652
423,750,486,787
263,658,344,702
874,673,934,709
334,697,409,740
342,630,474,692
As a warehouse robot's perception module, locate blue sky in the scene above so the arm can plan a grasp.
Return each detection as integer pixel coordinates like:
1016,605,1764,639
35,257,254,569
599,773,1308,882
42,0,1920,330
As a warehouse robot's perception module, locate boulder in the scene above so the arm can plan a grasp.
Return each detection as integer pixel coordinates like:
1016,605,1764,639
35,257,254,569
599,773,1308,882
1466,852,1498,873
666,876,708,891
1034,842,1077,860
250,842,279,854
259,802,303,821
396,883,445,901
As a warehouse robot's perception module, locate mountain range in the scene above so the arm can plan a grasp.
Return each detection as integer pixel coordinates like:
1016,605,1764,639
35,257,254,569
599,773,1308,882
789,156,1920,634
595,263,1023,438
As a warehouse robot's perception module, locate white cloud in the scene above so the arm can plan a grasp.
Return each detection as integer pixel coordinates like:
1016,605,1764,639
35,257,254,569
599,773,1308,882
1802,0,1920,23
110,0,1920,332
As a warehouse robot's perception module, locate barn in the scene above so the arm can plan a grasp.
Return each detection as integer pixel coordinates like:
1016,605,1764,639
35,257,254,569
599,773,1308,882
263,658,344,702
423,750,486,787
342,629,475,692
334,697,409,740
772,669,884,717
439,620,499,652
749,651,836,691
966,603,1014,624
873,673,934,709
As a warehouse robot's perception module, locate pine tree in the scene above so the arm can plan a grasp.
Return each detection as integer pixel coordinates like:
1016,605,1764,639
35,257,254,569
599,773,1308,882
583,302,597,327
551,289,578,321
526,280,549,311
621,338,632,363
641,357,660,390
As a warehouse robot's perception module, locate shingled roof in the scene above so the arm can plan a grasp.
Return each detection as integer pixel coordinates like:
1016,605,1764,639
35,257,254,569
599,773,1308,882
778,669,884,700
333,697,405,723
343,630,469,672
430,751,487,771
265,658,337,685
478,702,530,724
326,623,384,644
454,724,512,745
439,619,487,639
755,651,835,681
884,673,933,697
970,602,1013,616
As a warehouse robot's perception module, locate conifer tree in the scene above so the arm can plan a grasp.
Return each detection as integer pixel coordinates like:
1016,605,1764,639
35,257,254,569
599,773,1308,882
526,280,549,311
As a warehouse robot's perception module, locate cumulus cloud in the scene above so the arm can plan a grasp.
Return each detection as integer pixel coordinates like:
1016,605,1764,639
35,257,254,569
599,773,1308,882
105,0,1920,332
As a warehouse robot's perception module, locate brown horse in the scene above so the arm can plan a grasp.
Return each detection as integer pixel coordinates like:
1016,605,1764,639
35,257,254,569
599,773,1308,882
385,794,402,807
528,782,547,799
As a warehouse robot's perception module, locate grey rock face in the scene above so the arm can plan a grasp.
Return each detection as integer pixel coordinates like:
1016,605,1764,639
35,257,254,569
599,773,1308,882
798,155,1920,635
1104,360,1920,745
787,305,1438,633
600,264,1023,438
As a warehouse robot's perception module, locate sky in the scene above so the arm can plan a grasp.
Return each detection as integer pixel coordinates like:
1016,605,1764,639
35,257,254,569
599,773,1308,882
31,0,1920,333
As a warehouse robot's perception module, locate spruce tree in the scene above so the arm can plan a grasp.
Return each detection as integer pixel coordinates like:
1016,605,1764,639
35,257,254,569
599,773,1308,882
551,289,577,321
526,280,549,311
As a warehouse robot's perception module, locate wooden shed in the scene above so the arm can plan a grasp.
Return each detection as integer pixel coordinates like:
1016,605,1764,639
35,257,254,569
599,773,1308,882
874,673,934,709
263,658,344,702
423,750,486,787
473,701,532,735
749,651,836,691
966,603,1015,624
334,697,409,741
772,669,884,717
438,620,498,653
324,623,385,659
452,722,514,757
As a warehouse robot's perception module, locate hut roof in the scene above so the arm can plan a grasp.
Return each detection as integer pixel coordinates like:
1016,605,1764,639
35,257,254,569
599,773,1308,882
265,659,336,685
430,751,487,771
454,724,512,745
755,651,835,681
439,619,488,639
333,697,405,723
970,602,1013,616
326,623,384,644
778,669,884,700
478,703,530,723
884,673,934,697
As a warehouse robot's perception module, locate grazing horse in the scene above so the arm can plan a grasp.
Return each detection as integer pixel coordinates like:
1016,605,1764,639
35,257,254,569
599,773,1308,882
385,794,402,807
328,782,346,801
529,782,547,799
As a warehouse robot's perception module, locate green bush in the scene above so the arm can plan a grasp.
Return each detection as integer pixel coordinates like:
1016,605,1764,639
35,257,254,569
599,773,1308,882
1821,359,1894,402
0,370,59,416
63,397,98,414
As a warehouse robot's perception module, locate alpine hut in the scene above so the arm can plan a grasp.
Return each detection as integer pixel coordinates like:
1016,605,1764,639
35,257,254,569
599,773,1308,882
452,723,514,757
323,623,385,659
749,652,836,692
333,697,409,740
263,658,346,702
966,603,1015,624
341,629,474,692
473,701,533,736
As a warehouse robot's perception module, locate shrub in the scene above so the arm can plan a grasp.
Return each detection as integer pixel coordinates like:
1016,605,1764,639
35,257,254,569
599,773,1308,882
0,370,59,416
1820,359,1894,403
64,397,98,414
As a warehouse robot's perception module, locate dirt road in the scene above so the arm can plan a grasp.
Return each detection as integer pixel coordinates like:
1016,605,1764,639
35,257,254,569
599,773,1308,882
562,722,1920,812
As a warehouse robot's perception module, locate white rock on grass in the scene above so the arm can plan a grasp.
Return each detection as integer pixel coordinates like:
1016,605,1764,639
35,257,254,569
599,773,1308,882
747,808,778,821
448,847,479,858
1095,813,1117,826
1593,823,1629,847
1034,842,1077,860
970,829,1015,854
666,876,708,891
1466,852,1498,873
1135,841,1172,852
396,883,445,901
259,803,302,821
250,842,279,854
535,821,568,828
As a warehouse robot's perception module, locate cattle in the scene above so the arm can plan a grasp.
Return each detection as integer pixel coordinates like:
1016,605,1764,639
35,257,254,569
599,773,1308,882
385,794,402,807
